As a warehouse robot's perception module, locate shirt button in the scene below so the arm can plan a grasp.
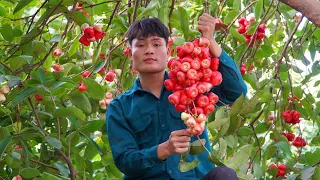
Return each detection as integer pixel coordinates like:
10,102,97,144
161,124,165,128
168,170,172,174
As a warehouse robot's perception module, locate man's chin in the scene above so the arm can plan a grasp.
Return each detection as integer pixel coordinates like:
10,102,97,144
137,69,165,74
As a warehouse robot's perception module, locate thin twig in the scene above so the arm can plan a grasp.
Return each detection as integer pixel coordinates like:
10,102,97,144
132,0,140,23
30,159,59,171
105,0,121,32
27,0,49,33
275,16,303,77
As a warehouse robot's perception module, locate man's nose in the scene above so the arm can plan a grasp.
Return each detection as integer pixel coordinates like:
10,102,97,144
145,45,154,55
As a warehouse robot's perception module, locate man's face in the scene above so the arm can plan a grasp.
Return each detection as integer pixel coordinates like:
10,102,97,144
129,35,170,74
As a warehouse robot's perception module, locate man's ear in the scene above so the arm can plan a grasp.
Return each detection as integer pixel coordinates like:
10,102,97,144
166,47,170,56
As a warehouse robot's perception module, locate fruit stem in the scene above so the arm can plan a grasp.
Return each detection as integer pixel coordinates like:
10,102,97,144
196,135,211,155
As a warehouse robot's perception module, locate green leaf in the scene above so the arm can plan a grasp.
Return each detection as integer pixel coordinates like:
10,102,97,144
21,168,41,179
274,141,291,155
54,163,69,176
224,10,238,24
253,159,263,178
49,34,61,43
83,78,105,100
178,7,189,38
218,138,227,159
238,127,254,136
240,96,259,115
178,159,200,172
80,120,105,134
69,91,92,114
0,136,12,159
225,144,252,169
53,107,86,121
92,61,106,73
68,34,81,57
224,135,236,148
254,0,263,19
264,145,277,160
189,139,206,155
101,152,114,166
0,5,6,17
301,167,316,180
255,122,270,134
13,0,33,14
11,86,38,106
158,5,169,27
230,94,244,116
207,118,229,131
208,153,225,166
230,27,246,43
65,10,92,27
45,136,62,149
246,21,259,35
243,72,259,90
312,166,320,180
0,24,14,41
136,0,159,20
79,131,103,155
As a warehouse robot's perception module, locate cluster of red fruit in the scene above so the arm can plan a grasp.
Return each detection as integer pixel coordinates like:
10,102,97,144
279,133,306,147
165,37,222,135
268,164,286,177
237,17,266,47
99,92,113,110
79,24,106,46
240,63,254,75
281,109,301,124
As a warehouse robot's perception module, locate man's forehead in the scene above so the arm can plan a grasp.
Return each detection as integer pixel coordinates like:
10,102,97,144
135,35,164,41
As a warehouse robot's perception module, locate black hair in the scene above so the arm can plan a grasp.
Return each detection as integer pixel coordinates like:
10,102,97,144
126,18,170,46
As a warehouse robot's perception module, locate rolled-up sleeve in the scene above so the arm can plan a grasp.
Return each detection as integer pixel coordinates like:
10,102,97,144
106,100,163,176
211,50,247,105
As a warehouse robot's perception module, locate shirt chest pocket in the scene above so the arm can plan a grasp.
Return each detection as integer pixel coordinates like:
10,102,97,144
169,106,187,130
130,113,154,148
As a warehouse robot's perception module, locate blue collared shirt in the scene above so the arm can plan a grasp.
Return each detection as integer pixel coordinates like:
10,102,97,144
106,50,247,180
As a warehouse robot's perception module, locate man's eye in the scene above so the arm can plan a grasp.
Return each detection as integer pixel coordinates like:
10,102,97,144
154,44,161,47
137,44,144,47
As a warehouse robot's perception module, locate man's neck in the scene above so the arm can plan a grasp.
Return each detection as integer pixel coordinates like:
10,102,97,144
139,71,165,98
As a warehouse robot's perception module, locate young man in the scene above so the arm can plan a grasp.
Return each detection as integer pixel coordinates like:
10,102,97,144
106,13,247,180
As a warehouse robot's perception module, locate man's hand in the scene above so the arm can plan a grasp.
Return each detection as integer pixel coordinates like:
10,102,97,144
198,13,216,42
157,129,192,160
197,13,222,57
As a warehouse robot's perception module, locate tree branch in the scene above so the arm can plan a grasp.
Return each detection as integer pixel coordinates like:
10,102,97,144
132,0,140,23
279,0,320,27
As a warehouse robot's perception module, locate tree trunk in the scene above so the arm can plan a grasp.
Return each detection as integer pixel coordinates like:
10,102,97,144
279,0,320,27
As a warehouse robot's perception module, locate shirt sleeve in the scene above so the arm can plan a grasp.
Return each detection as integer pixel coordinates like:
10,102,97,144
106,100,163,176
211,49,247,105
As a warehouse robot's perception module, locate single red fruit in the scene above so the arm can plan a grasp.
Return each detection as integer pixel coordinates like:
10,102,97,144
202,68,213,79
168,91,181,105
53,49,62,56
258,24,266,32
196,95,210,107
203,104,215,115
180,62,191,72
175,104,187,112
84,27,95,38
105,70,116,82
197,83,207,94
186,69,198,80
200,58,211,69
193,46,201,56
82,70,91,78
191,107,204,115
199,37,210,47
238,17,246,25
183,42,194,54
176,71,186,82
185,86,198,98
240,67,246,75
78,83,87,92
190,59,201,70
123,47,131,56
210,58,220,71
34,94,43,102
79,35,90,46
164,79,176,91
208,92,219,104
210,71,223,86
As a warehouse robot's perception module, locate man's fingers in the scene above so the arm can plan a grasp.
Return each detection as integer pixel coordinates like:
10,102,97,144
172,129,192,136
172,136,191,143
175,147,189,154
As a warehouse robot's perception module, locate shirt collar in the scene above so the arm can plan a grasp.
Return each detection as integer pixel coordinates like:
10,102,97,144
126,71,169,95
